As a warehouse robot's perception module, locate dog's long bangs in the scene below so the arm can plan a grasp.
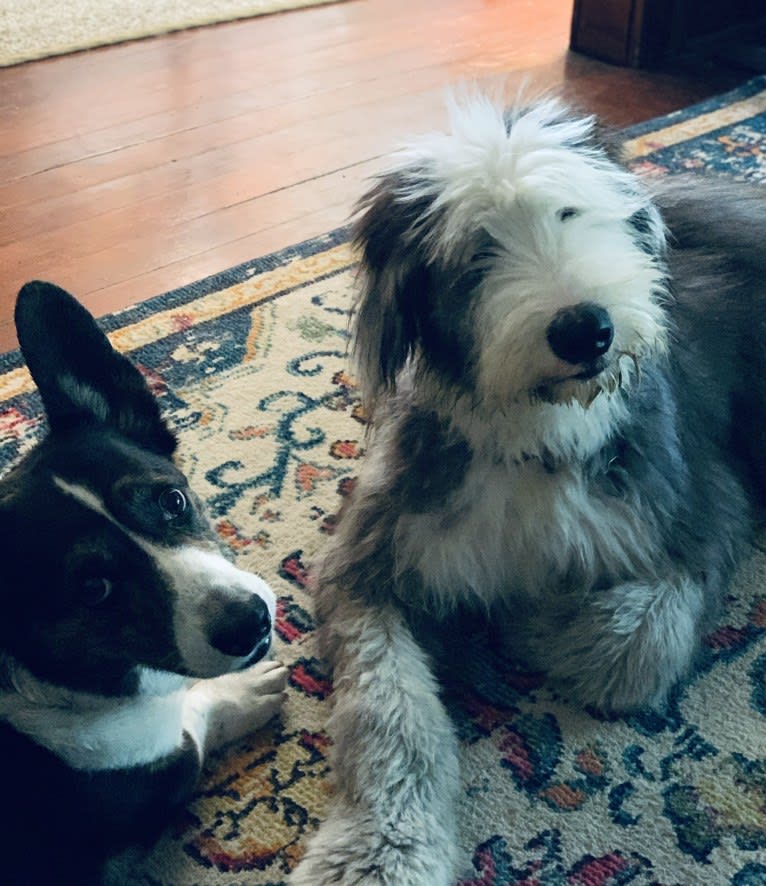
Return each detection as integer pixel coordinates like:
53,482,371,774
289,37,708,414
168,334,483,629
377,103,658,268
477,209,666,309
439,86,598,161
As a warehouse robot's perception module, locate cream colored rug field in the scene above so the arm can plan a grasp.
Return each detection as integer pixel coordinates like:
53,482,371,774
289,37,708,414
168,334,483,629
0,0,345,67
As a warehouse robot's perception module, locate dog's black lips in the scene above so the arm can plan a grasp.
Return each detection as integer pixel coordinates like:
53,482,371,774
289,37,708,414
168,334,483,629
238,636,272,669
573,359,607,381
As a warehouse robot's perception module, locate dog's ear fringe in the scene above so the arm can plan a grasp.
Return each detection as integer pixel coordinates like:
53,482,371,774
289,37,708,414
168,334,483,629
350,171,435,413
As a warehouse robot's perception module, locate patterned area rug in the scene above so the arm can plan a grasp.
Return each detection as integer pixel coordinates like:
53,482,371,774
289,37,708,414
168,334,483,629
0,0,347,68
2,77,766,885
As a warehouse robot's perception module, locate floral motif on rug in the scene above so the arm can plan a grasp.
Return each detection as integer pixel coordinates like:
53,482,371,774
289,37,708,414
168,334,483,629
1,76,766,885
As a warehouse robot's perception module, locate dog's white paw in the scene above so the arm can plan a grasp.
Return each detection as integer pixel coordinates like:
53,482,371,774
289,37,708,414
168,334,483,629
185,659,288,753
290,805,456,886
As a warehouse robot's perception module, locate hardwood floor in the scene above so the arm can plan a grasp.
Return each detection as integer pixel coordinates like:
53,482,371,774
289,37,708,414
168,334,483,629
0,0,748,352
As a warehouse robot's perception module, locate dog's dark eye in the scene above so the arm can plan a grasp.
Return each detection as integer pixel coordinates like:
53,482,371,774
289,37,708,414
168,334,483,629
158,487,187,520
80,576,113,607
557,207,580,222
471,249,495,265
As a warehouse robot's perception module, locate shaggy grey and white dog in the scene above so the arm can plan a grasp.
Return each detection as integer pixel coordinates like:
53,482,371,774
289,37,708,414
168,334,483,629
290,94,766,885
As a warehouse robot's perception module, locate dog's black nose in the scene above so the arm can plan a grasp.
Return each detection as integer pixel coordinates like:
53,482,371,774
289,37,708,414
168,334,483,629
209,594,271,658
546,302,614,365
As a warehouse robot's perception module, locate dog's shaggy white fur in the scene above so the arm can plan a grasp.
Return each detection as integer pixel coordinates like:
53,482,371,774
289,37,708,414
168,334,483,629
289,94,766,885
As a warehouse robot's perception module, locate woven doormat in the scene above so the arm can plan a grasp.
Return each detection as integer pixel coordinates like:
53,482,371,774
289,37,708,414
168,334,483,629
0,0,347,67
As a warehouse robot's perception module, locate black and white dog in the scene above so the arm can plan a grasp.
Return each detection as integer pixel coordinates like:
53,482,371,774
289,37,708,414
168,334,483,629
290,95,766,884
0,282,287,884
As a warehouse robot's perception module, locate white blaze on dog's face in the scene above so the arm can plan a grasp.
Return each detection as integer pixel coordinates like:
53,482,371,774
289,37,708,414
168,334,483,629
50,453,277,681
352,94,669,412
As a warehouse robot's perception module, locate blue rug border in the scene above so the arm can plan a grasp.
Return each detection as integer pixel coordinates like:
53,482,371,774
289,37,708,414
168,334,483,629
0,225,351,375
621,74,766,140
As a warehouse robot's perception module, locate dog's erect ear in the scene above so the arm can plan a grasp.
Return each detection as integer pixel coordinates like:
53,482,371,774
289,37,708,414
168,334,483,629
352,172,436,409
15,281,176,455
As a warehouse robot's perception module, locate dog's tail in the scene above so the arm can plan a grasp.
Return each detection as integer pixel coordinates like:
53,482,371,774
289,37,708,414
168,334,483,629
290,591,460,886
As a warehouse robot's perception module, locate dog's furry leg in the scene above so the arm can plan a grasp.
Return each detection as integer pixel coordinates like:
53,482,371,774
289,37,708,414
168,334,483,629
184,659,288,755
290,594,460,886
540,575,706,713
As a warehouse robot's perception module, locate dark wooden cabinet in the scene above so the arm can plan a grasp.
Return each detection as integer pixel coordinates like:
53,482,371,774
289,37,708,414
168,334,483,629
571,0,763,67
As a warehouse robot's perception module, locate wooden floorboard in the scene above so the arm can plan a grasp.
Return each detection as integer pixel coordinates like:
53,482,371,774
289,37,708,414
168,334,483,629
0,0,748,352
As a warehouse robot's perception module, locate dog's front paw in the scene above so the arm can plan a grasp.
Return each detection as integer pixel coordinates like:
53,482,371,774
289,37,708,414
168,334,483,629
538,577,704,713
185,659,288,752
290,805,456,886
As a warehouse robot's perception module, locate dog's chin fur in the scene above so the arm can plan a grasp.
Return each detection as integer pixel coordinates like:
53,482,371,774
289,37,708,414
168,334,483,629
529,349,637,407
289,92,766,886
